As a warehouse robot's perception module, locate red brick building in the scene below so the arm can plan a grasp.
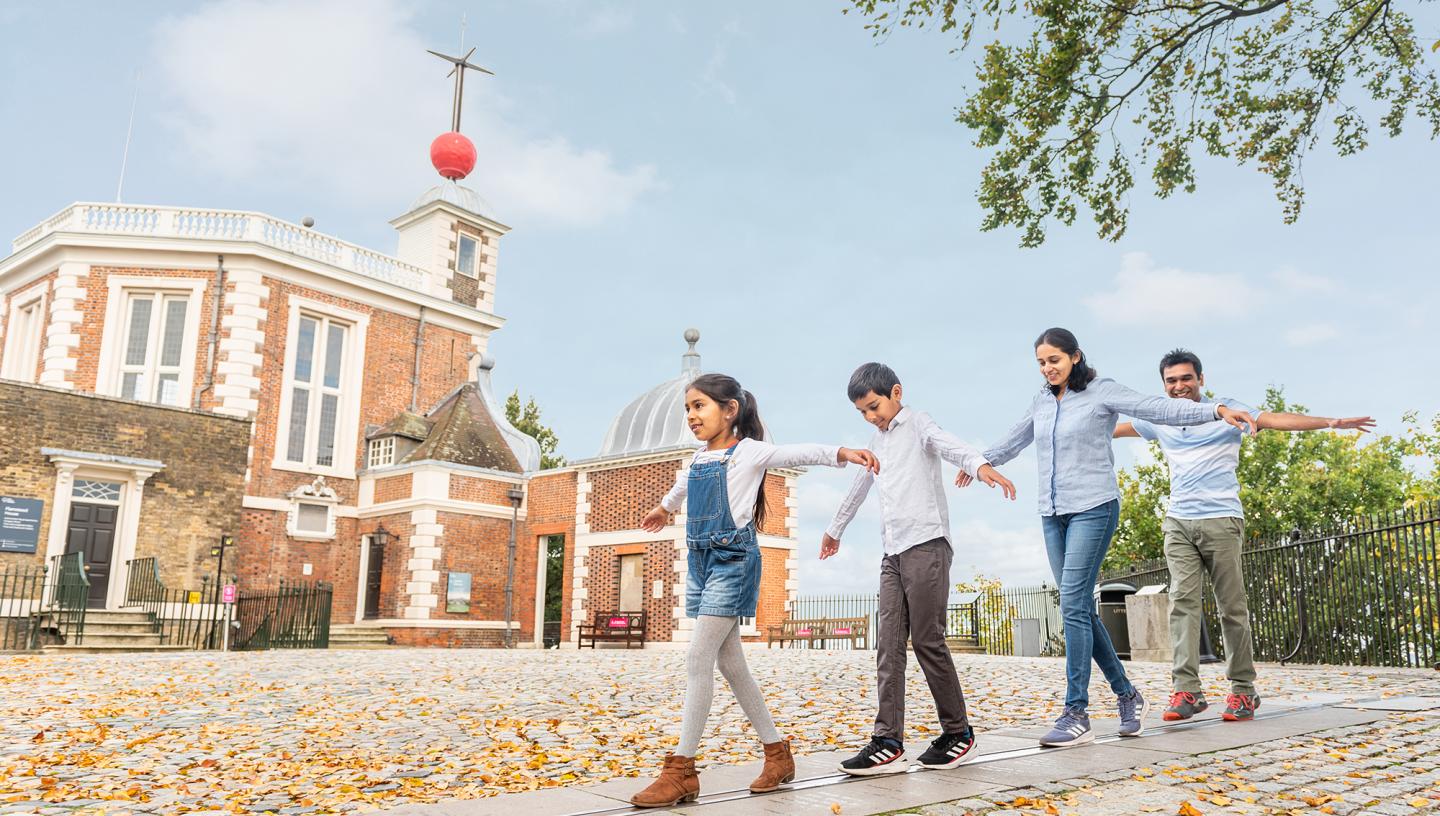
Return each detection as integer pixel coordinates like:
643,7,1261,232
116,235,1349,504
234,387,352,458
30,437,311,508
0,187,800,648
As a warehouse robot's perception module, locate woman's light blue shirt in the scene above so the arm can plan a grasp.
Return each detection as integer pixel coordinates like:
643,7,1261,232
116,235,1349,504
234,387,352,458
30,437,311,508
983,378,1220,516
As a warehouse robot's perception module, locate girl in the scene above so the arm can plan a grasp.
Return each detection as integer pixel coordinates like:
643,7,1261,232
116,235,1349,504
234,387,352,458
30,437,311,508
629,373,878,808
976,329,1254,747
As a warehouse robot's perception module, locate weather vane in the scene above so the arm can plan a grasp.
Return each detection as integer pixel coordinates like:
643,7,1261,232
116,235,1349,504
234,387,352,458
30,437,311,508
426,46,494,133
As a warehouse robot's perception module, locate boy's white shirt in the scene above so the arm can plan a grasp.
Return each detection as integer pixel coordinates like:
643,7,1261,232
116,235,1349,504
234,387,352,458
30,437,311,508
661,438,845,530
826,406,988,556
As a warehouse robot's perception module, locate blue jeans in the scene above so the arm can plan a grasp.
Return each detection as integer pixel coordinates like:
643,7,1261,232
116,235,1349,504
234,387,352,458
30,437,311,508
1041,499,1134,711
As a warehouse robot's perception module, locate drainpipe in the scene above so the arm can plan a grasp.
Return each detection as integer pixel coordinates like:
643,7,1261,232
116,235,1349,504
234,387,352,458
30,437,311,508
410,305,426,412
194,254,226,410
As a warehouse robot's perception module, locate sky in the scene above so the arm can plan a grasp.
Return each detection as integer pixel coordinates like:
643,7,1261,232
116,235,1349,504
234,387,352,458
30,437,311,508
2,1,1437,595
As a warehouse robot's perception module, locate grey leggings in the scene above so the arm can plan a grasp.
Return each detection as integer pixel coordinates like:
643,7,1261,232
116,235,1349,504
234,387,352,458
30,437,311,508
677,615,781,756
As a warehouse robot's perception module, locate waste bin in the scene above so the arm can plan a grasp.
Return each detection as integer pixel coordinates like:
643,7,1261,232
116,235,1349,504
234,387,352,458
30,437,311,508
1095,581,1137,659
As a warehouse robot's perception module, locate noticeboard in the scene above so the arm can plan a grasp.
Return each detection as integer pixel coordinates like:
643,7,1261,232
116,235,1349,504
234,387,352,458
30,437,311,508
446,572,471,613
0,497,43,554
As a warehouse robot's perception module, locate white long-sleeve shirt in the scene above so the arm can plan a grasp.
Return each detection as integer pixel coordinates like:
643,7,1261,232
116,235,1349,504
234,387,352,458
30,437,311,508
826,407,988,556
661,438,846,529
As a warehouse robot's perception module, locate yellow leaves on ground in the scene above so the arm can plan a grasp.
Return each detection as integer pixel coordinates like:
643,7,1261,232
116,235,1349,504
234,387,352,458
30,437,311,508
1177,801,1204,816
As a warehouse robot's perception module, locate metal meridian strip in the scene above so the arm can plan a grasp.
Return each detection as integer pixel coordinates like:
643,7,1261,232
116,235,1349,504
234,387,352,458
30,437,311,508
559,699,1334,816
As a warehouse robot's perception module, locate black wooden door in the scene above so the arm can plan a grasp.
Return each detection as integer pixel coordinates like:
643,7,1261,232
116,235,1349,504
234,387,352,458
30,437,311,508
65,502,117,608
363,536,384,619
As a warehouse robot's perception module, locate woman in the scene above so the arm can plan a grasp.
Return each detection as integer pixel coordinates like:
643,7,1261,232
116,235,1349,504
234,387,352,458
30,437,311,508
978,328,1254,746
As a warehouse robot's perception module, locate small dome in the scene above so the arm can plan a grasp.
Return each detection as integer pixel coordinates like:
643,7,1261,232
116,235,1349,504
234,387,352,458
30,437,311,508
598,330,703,458
410,180,495,221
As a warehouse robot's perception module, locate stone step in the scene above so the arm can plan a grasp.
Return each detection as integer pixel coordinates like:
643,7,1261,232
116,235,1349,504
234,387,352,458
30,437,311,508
66,632,166,647
78,621,161,636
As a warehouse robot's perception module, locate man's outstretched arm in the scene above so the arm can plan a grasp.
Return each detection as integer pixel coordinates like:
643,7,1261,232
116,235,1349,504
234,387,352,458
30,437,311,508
1113,422,1141,439
1256,413,1376,433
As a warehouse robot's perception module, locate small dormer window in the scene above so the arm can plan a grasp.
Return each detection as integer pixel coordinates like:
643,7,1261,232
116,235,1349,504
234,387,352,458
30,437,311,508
368,437,395,468
456,234,478,277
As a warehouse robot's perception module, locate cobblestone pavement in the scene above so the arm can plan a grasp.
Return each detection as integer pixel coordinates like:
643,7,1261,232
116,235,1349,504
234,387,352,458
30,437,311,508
914,706,1440,816
0,648,1434,814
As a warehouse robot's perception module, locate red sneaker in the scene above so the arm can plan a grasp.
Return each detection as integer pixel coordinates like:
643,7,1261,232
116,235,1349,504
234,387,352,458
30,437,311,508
1162,691,1208,721
1222,693,1261,721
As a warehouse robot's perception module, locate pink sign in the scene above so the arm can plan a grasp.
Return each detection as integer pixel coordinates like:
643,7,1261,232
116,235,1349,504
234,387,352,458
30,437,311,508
833,627,852,635
795,628,812,636
608,616,630,628
221,585,237,604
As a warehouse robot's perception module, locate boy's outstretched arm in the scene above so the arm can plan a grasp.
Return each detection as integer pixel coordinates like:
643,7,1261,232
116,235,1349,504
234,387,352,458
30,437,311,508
1257,412,1375,433
820,467,874,561
953,464,1018,500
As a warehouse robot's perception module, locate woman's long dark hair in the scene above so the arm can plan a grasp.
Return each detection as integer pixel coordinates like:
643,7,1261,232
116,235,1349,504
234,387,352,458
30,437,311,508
688,373,768,527
1034,327,1098,396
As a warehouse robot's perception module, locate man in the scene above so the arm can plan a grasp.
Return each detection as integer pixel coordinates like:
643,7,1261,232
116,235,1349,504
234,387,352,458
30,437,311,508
1114,349,1373,722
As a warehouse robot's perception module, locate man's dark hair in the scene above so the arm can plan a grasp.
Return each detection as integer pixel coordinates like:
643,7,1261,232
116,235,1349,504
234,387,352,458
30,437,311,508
847,362,901,402
1159,348,1204,378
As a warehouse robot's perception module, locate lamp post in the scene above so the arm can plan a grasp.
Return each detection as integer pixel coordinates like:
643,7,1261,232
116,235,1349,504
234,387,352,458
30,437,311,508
504,487,525,648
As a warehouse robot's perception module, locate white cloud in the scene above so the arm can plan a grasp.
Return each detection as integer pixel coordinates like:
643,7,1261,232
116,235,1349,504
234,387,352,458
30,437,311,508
151,0,658,227
1284,323,1340,347
1271,266,1338,294
1084,252,1262,326
696,21,741,107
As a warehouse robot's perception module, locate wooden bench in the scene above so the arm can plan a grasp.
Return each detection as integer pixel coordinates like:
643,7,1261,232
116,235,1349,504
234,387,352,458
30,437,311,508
578,611,646,649
765,617,869,649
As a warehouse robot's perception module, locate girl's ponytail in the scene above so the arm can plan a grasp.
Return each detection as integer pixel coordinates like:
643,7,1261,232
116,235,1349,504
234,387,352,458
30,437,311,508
688,374,769,527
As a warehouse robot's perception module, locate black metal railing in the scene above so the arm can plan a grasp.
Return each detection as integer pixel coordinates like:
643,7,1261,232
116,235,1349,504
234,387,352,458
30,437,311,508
124,557,228,649
0,560,48,650
789,593,878,651
1102,502,1440,669
48,552,89,646
232,579,333,650
945,601,981,641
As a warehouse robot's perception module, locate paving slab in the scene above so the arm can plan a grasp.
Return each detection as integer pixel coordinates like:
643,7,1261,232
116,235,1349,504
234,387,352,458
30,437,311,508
1130,706,1386,754
377,786,623,816
942,744,1183,787
1337,695,1440,711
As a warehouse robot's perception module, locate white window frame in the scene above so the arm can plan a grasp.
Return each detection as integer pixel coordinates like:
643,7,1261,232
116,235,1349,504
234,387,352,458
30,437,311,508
95,276,206,406
456,233,479,278
367,437,395,469
285,476,340,541
271,296,368,480
1,281,48,383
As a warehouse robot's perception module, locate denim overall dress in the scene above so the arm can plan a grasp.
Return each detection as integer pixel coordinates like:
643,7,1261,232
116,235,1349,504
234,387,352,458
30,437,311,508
685,444,762,618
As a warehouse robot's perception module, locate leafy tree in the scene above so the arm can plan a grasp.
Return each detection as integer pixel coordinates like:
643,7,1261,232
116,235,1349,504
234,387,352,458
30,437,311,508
505,391,566,470
1106,386,1439,570
847,0,1440,246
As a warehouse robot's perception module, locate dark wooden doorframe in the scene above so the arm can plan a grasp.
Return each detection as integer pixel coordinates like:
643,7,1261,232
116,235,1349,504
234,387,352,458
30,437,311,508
363,535,383,620
65,502,118,609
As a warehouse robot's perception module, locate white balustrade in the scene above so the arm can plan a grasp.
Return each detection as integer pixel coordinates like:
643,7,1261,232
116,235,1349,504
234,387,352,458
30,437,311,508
10,203,439,298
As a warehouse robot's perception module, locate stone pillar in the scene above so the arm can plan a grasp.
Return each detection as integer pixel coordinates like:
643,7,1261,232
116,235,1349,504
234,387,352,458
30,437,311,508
1126,592,1172,663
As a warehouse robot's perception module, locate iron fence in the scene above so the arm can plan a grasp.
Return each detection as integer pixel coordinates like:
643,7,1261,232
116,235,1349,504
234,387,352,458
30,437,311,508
0,553,89,650
1102,502,1440,669
124,558,228,649
787,591,1061,654
232,579,333,650
788,594,877,651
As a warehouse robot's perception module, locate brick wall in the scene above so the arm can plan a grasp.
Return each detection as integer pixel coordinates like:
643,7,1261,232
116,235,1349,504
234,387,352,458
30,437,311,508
524,470,577,640
373,474,412,504
387,627,506,648
580,540,677,643
433,511,537,641
752,545,791,641
757,473,790,537
0,381,249,590
586,460,683,533
448,475,512,505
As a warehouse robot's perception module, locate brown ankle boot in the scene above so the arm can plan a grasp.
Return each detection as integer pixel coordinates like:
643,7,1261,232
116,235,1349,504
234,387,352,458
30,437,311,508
630,754,699,808
749,739,796,793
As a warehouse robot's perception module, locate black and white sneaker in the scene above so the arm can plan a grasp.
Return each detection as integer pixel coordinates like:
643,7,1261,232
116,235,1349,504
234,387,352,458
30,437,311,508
838,737,907,776
917,727,978,769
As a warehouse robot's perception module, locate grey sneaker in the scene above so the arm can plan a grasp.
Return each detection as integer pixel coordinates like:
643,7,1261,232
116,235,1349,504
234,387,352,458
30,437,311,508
1039,706,1093,747
1118,689,1148,737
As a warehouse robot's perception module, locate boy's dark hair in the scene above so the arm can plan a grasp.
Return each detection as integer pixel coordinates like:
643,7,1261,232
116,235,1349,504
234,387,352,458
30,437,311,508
1034,327,1099,395
688,373,768,526
847,362,901,402
1159,348,1203,378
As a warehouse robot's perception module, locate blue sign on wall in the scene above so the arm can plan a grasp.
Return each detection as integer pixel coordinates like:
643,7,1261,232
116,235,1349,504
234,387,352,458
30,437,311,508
446,571,472,613
0,497,44,554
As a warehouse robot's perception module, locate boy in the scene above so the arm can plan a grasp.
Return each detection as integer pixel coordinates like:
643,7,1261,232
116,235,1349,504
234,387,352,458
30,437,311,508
822,363,1016,774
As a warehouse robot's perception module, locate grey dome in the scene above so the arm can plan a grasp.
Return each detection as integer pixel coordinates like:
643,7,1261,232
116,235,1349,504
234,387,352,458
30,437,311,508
410,181,496,221
598,330,703,458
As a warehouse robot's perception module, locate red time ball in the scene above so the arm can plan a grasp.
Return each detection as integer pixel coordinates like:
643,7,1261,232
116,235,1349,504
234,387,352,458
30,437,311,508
430,132,477,180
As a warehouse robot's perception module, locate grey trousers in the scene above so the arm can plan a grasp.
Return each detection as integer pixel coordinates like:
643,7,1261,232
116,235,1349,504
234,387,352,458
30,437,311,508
1163,516,1258,695
873,537,969,740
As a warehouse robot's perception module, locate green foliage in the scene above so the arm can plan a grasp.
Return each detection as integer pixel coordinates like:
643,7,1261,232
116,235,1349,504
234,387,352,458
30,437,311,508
505,391,566,470
846,0,1440,246
1105,386,1440,570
